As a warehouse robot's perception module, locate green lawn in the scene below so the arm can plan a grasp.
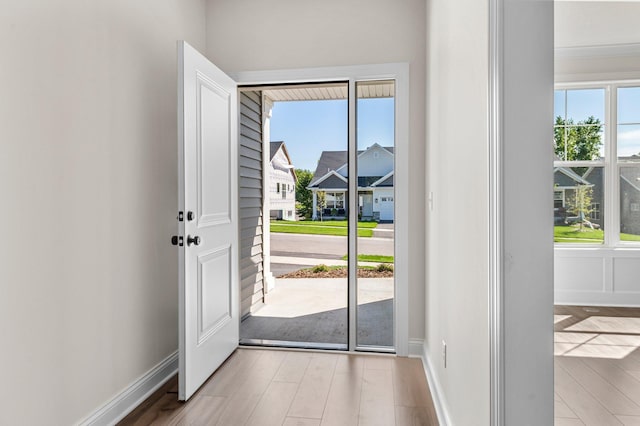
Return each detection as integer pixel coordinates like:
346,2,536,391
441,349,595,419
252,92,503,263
341,254,394,263
620,232,640,242
555,225,640,243
270,220,377,237
309,265,377,272
273,220,378,228
554,225,603,243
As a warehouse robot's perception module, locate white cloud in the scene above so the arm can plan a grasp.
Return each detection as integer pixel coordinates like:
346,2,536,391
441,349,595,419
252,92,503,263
618,128,640,141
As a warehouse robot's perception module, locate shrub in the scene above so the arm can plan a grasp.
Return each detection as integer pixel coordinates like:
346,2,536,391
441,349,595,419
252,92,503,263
312,264,329,273
376,263,394,272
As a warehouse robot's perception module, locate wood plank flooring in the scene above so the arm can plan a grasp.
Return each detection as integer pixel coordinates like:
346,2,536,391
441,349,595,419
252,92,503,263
555,305,640,426
119,349,438,426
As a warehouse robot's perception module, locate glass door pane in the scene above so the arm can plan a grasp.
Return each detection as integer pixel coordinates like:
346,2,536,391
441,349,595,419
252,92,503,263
355,80,395,349
239,83,350,350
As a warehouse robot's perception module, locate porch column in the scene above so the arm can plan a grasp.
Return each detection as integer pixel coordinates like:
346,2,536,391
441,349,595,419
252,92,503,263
262,96,275,293
312,189,318,220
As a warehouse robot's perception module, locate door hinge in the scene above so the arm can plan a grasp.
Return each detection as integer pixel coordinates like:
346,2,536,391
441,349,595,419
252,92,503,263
177,211,184,222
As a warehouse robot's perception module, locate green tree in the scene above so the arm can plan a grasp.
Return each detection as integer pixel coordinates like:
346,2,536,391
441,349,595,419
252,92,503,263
567,184,594,232
317,191,326,221
294,169,314,219
554,116,603,161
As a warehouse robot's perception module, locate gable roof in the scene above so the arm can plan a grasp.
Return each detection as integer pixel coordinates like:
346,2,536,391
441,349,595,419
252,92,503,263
309,144,394,187
554,167,591,186
270,141,297,182
371,171,394,187
312,173,349,189
270,141,285,161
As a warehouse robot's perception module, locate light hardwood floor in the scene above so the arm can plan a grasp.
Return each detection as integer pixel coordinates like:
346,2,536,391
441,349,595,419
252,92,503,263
555,305,640,426
119,349,439,426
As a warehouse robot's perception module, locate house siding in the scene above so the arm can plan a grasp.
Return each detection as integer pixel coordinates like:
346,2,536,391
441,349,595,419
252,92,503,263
269,146,296,220
620,166,640,235
239,91,265,318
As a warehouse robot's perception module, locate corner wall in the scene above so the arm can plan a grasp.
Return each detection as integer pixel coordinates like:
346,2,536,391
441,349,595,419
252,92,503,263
206,0,427,341
425,0,491,423
503,0,554,423
0,1,206,424
426,0,554,423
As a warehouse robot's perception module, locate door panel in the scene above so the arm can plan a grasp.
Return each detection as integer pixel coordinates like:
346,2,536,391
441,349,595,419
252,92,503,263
198,75,231,225
178,40,239,401
197,246,231,342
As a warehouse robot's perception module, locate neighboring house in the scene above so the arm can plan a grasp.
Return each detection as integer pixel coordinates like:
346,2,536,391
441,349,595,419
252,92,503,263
308,143,394,222
619,159,640,235
553,166,602,227
555,158,640,234
269,141,297,220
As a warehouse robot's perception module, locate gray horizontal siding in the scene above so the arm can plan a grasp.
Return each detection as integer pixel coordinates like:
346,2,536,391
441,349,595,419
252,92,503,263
239,91,264,318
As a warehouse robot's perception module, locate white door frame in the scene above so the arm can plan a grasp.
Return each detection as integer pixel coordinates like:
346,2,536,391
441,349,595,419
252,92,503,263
232,64,409,356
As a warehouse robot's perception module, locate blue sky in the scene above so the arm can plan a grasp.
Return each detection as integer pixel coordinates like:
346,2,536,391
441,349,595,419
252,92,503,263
270,98,395,171
554,87,640,157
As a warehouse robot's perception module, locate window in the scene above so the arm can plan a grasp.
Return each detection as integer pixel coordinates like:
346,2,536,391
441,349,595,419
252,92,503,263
276,183,280,193
618,87,640,242
554,190,565,208
554,88,605,244
325,192,345,209
555,83,640,245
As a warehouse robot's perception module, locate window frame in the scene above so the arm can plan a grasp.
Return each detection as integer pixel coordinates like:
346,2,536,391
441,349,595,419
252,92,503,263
555,80,640,247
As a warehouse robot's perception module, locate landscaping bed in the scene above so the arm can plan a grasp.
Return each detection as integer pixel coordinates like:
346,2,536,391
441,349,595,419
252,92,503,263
278,264,393,279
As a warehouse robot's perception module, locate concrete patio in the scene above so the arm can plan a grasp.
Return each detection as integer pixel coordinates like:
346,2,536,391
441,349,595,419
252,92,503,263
240,277,394,348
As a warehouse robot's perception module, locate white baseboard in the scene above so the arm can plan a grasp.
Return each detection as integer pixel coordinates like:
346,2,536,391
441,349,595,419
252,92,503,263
76,351,178,426
408,338,425,358
410,339,452,426
555,290,640,307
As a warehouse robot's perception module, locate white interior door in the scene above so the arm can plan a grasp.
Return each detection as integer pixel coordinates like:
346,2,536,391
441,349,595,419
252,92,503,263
177,41,239,401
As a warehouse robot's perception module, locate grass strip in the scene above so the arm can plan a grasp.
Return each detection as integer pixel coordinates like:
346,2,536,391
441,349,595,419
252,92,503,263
270,223,373,237
341,254,394,263
271,220,378,228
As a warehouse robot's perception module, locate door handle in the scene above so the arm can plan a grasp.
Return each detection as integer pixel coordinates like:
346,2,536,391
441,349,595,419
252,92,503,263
187,235,201,246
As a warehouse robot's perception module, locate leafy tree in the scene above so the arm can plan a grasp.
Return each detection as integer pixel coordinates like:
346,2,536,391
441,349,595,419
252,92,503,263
567,184,594,232
294,169,314,219
554,116,603,161
317,191,326,221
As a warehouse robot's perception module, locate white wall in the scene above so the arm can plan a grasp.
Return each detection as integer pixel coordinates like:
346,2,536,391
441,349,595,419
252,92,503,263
0,1,206,424
427,0,554,423
503,0,554,423
206,0,427,340
555,1,640,81
555,1,640,306
425,0,490,423
555,1,640,48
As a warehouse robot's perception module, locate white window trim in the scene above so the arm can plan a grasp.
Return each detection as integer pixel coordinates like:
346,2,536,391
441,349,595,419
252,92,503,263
232,63,409,356
555,80,640,248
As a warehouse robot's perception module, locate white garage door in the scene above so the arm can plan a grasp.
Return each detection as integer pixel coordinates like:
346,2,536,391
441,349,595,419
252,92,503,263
379,195,394,221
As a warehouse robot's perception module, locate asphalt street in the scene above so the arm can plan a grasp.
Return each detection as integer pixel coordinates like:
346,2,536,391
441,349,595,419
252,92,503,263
269,232,394,276
270,232,394,258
